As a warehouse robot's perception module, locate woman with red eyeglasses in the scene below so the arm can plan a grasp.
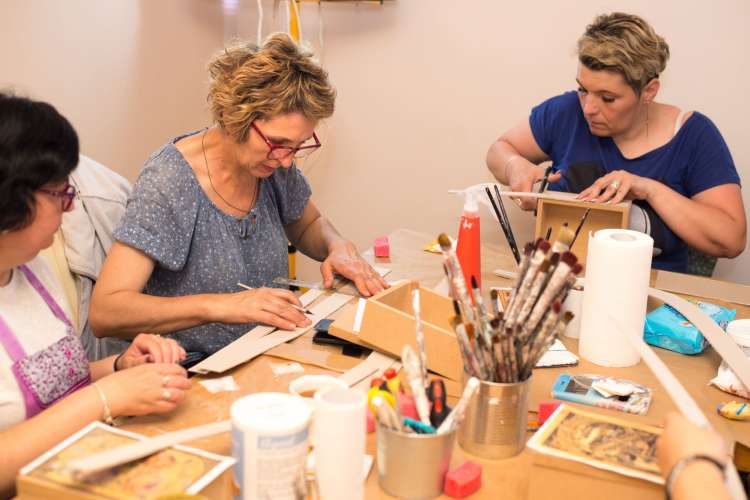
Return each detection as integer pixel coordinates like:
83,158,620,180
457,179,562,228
0,93,190,496
90,33,387,358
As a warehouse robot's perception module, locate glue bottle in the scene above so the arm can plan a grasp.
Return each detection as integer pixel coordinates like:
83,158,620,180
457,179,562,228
456,189,481,290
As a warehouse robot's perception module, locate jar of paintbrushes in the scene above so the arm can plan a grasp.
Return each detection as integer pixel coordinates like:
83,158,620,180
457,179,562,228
435,230,580,459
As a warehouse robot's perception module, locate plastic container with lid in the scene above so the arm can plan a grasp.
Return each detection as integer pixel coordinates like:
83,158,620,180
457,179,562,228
231,392,312,500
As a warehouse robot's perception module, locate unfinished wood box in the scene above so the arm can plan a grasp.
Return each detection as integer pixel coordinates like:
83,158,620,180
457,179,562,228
329,280,462,381
535,192,631,268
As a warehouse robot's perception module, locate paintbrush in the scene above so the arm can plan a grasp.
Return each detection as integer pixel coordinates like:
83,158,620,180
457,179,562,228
533,166,554,216
237,282,313,315
402,345,432,426
490,288,501,317
515,259,552,329
527,309,573,376
470,275,498,380
411,287,428,388
485,186,521,264
465,322,491,380
452,313,482,378
570,208,591,248
505,243,534,318
494,185,520,263
505,240,551,328
551,223,575,254
538,166,553,194
437,377,480,434
522,302,563,379
524,252,578,334
437,233,476,324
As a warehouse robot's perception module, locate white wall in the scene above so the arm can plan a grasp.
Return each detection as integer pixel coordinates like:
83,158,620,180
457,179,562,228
2,0,748,283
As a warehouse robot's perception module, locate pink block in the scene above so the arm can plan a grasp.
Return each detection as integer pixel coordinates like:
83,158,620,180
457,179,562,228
538,400,563,425
444,461,482,498
374,235,390,257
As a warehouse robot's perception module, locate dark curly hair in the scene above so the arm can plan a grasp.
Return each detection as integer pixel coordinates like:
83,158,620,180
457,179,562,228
0,92,79,232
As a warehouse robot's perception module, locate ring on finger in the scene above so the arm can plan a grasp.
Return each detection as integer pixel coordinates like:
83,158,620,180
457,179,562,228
162,375,170,387
609,180,621,190
162,389,172,400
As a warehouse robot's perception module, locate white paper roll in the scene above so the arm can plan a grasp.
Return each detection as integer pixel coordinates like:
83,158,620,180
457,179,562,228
579,229,653,367
314,388,366,500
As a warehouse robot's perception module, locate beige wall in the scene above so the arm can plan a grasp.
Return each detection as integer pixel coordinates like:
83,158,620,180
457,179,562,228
2,0,748,283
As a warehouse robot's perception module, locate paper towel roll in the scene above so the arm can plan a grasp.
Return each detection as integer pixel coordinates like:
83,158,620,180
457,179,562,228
579,229,653,367
314,388,366,500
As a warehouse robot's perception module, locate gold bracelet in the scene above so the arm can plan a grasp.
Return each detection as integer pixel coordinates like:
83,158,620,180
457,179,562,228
93,383,115,426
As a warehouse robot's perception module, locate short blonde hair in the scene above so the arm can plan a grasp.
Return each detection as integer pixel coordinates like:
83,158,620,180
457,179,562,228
207,33,336,143
577,13,669,94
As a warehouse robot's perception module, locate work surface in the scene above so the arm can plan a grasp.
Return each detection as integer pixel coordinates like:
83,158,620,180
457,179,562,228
118,229,749,499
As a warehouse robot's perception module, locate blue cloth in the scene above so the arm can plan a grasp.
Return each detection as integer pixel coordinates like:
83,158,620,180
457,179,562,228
110,130,311,355
529,91,740,272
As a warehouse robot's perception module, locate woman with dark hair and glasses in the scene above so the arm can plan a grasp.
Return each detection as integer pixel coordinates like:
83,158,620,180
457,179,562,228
487,13,745,272
0,92,189,496
90,33,387,357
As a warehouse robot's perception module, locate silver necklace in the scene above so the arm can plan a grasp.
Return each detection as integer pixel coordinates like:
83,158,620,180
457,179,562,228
201,130,258,215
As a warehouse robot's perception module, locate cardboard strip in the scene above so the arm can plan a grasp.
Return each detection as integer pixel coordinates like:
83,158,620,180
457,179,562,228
68,420,232,478
649,288,750,389
190,293,354,374
265,342,359,373
655,270,750,306
339,351,399,389
612,291,748,500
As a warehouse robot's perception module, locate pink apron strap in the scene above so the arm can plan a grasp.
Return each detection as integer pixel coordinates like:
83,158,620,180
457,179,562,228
17,264,73,330
0,316,27,362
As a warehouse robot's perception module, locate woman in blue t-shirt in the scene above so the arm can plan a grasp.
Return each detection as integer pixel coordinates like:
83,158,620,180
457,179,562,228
487,12,746,272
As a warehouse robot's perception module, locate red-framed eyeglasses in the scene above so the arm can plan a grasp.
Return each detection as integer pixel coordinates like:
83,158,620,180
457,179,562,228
251,121,321,160
38,180,77,211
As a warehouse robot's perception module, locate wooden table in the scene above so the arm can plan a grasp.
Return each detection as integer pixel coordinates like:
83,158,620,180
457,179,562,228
119,229,750,499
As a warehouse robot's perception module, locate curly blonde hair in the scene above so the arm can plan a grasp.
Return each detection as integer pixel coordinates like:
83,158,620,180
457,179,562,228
577,13,670,94
207,33,336,143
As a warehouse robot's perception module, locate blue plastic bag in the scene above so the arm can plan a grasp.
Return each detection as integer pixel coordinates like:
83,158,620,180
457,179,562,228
643,301,736,354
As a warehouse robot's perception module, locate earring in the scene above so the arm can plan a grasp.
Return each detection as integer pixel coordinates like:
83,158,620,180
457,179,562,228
645,102,650,139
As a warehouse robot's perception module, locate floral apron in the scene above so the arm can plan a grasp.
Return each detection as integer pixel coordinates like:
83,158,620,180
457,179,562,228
0,264,90,418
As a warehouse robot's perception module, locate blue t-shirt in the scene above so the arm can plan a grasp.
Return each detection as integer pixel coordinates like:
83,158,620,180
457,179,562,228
529,91,740,272
109,130,311,355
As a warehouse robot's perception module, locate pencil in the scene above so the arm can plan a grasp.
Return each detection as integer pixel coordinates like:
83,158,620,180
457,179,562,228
236,282,313,315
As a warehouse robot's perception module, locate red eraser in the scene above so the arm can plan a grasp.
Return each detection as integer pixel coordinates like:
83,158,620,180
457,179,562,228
399,393,419,420
444,461,482,498
374,236,389,257
366,409,375,434
538,400,563,425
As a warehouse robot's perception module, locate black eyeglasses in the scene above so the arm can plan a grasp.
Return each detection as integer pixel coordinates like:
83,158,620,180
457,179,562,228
251,121,321,160
38,181,77,211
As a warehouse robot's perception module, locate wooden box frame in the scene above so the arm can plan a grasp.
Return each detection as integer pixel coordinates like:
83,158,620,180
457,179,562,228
329,280,462,380
535,192,631,268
